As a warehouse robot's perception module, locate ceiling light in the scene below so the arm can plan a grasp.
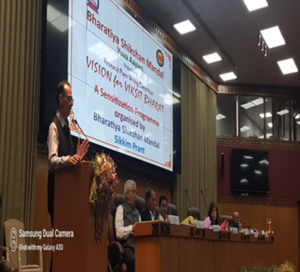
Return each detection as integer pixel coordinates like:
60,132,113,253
203,53,222,64
240,164,249,168
252,98,264,106
174,20,196,35
216,114,226,120
241,102,256,109
267,122,273,128
295,114,300,119
220,72,237,81
243,156,253,159
240,126,250,132
244,0,268,12
277,109,289,116
240,179,248,183
260,26,285,49
254,170,262,174
259,112,272,118
297,121,300,125
277,58,298,75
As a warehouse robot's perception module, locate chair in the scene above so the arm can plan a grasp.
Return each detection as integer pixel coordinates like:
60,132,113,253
187,207,201,221
167,203,178,216
3,219,43,272
108,194,145,272
219,215,233,225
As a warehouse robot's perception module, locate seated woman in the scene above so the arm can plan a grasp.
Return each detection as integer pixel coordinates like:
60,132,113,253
207,202,219,226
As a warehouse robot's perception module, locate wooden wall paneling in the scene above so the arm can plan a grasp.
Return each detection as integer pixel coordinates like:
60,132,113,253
218,202,299,270
135,236,161,271
160,237,170,272
169,237,179,272
252,243,275,267
214,242,253,271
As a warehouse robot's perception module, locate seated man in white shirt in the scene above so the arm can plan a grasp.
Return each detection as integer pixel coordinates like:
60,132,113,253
158,195,168,220
115,180,141,272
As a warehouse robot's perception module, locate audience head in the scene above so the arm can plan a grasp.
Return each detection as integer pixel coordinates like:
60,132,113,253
207,202,218,225
232,212,240,227
56,80,73,119
145,189,156,213
159,195,168,219
124,179,137,207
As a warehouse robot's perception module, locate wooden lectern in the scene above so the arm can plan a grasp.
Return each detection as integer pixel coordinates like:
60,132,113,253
53,162,107,272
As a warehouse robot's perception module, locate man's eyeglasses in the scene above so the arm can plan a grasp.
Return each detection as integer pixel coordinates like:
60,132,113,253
128,190,137,195
62,94,74,103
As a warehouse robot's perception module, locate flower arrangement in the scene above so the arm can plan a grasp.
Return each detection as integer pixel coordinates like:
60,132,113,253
89,152,119,242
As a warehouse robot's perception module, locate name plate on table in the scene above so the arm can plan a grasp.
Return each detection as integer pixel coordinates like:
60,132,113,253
230,227,238,234
242,229,250,235
254,232,259,238
212,225,220,232
168,215,180,225
195,221,204,229
265,232,269,238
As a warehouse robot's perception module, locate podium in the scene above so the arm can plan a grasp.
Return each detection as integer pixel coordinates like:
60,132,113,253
53,162,107,272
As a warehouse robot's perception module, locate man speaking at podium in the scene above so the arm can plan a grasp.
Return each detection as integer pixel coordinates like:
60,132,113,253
47,81,89,224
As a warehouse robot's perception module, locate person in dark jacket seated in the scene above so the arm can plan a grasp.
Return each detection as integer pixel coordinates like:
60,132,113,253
139,188,158,221
115,180,141,272
229,212,241,231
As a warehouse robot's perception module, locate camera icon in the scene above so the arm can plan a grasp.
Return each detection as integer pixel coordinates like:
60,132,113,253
10,227,17,252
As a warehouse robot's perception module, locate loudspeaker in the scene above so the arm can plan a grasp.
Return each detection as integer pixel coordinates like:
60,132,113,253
221,152,224,177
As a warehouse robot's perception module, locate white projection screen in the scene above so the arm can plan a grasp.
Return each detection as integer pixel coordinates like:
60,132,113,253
68,0,173,171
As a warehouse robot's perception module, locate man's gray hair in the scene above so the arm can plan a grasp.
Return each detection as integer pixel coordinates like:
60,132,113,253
124,179,136,195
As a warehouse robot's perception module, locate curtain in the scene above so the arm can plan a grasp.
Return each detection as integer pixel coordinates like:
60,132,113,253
0,0,41,244
174,64,217,221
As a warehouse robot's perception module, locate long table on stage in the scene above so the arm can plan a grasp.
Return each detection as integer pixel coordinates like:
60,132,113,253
134,221,275,272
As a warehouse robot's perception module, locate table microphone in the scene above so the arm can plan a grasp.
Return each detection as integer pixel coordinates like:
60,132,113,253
72,119,97,155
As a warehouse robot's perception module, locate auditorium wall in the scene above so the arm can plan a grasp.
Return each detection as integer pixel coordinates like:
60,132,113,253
217,139,300,199
217,138,300,270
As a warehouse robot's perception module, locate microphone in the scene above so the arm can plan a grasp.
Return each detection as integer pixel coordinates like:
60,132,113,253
72,119,97,155
185,189,192,209
201,190,208,216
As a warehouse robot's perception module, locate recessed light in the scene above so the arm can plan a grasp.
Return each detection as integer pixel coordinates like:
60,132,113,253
277,58,298,75
243,0,268,12
260,26,285,49
243,156,253,159
267,122,273,128
216,114,226,120
295,114,300,119
174,20,196,35
251,98,264,105
277,109,289,116
297,121,300,125
240,164,249,168
259,112,272,118
203,53,222,64
254,170,262,174
220,72,237,81
241,102,256,110
240,126,250,132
